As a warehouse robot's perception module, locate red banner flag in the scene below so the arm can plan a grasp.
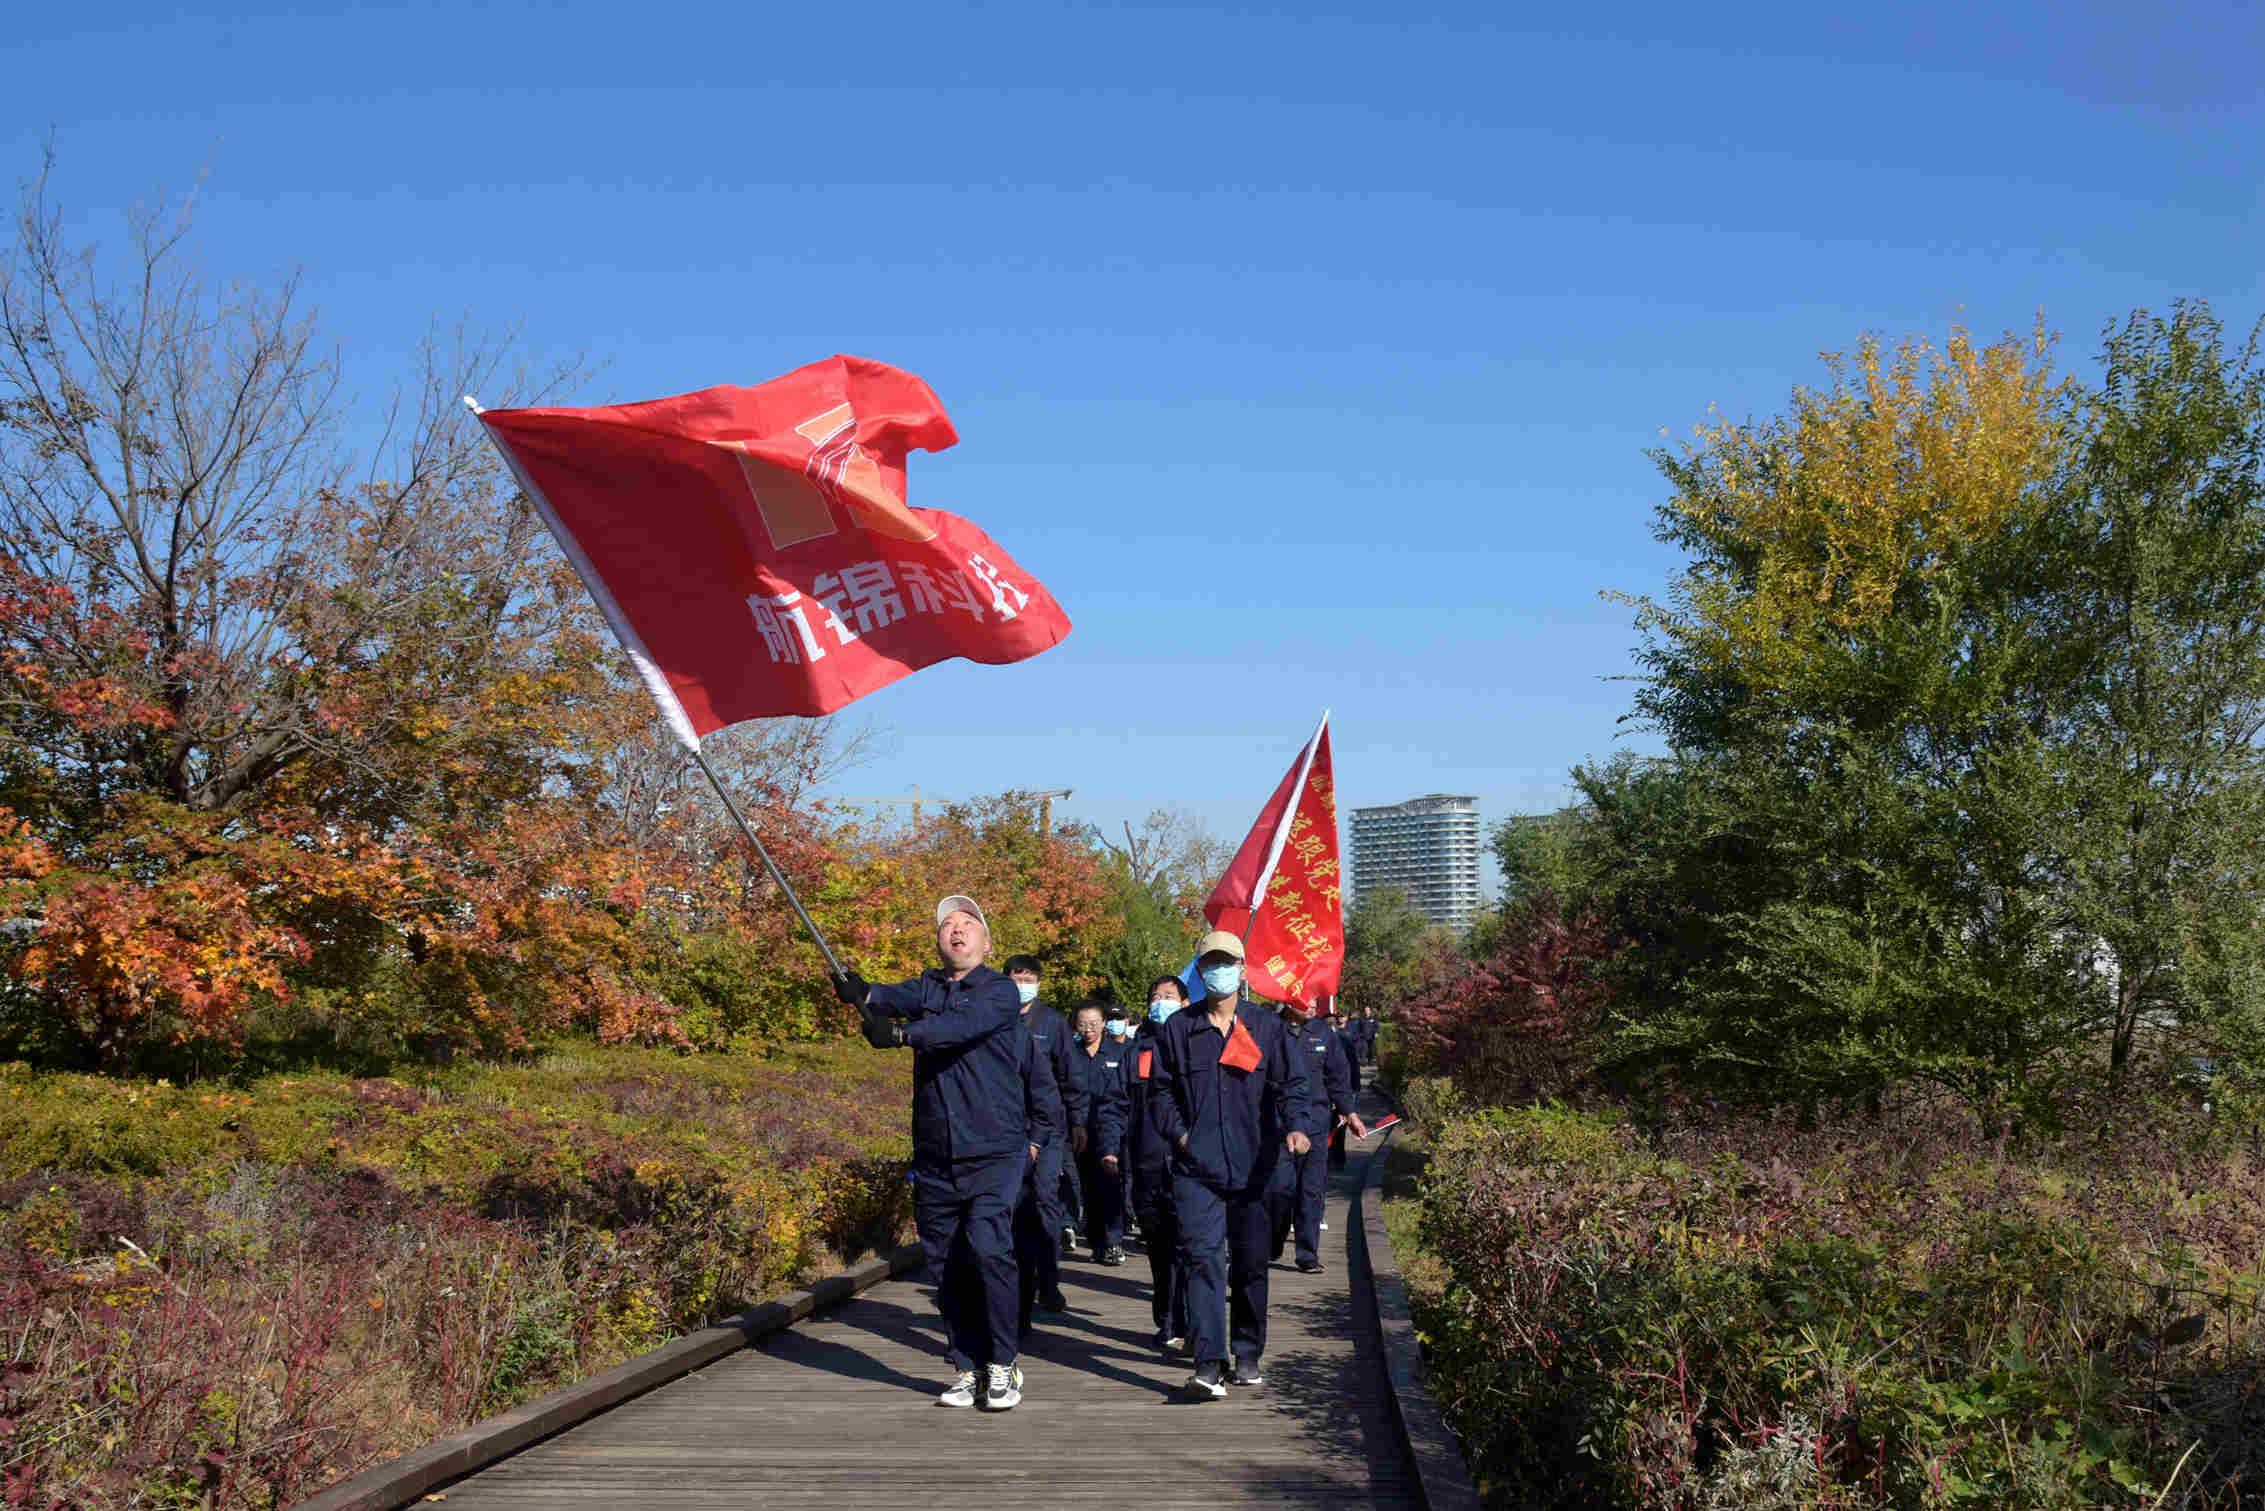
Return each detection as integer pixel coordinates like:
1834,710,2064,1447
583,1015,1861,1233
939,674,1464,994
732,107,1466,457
1205,715,1344,1008
1204,713,1324,938
474,356,1070,744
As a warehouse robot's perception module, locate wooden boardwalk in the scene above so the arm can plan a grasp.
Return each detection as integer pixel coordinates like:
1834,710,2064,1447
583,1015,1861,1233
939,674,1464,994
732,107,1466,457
436,1083,1417,1509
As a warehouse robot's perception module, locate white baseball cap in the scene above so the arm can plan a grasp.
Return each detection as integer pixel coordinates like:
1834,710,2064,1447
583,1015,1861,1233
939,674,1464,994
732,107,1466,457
934,894,989,933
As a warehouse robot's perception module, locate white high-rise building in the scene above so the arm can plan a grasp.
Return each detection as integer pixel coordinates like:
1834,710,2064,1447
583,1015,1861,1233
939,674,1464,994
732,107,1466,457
1349,794,1483,930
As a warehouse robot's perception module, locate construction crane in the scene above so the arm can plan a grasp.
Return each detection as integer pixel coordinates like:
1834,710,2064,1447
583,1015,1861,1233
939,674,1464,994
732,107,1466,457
1020,787,1074,836
825,784,938,826
823,785,1074,834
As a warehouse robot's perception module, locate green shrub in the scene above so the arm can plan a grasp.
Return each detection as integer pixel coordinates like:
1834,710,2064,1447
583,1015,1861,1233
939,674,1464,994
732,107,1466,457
1413,1097,2265,1508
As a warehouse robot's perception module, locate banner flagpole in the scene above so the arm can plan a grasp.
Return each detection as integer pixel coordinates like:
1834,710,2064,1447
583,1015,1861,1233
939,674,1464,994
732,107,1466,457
463,395,846,980
688,747,846,979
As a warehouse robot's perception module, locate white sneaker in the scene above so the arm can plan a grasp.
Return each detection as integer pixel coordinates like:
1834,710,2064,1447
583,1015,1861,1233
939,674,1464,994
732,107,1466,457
1162,1335,1188,1355
1320,1221,1330,1231
937,1370,978,1408
983,1363,1023,1410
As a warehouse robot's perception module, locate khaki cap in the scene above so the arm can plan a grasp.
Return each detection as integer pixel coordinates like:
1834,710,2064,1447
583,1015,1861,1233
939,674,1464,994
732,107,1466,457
1193,929,1245,961
935,894,990,933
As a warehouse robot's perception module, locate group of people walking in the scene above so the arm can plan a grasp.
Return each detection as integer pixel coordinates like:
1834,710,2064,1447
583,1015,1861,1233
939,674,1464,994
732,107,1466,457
832,893,1379,1412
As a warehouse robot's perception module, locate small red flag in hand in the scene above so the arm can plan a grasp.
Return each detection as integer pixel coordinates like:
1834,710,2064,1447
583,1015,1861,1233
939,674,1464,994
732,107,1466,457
1219,1016,1264,1073
475,356,1069,744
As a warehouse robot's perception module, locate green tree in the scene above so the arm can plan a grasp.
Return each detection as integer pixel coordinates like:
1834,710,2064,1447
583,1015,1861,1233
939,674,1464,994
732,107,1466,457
1492,806,1600,909
1604,307,2265,1118
2053,305,2265,1088
1609,325,2092,1120
1341,884,1428,1014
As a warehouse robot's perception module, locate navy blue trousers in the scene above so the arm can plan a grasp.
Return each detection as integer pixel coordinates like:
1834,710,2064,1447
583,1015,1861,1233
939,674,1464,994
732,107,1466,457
1132,1172,1188,1339
1173,1170,1273,1368
1075,1147,1124,1251
1267,1144,1328,1265
1060,1149,1083,1228
915,1152,1024,1372
1016,1139,1068,1328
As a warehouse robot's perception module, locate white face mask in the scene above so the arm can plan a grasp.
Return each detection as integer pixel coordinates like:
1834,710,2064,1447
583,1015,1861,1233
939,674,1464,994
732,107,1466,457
1014,980,1039,1006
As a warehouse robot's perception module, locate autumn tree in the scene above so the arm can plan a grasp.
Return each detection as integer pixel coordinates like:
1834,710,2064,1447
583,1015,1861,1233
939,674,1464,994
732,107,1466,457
0,157,658,1063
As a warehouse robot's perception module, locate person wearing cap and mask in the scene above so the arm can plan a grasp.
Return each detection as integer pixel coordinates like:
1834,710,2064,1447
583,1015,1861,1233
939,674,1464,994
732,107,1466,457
833,895,1048,1412
1064,1000,1130,1265
1268,994,1367,1273
1150,930,1314,1399
1003,954,1084,1325
1123,975,1193,1353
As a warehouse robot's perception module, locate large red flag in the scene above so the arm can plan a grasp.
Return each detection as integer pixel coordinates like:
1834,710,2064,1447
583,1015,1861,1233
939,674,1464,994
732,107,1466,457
1205,715,1344,1008
474,356,1069,745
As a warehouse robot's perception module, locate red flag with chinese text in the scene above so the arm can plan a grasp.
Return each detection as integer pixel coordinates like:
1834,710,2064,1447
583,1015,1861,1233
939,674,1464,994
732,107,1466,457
475,356,1070,745
1204,717,1343,1009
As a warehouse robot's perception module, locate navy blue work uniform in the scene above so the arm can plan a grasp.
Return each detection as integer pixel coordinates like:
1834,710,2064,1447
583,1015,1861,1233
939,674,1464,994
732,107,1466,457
1109,1023,1138,1228
868,963,1044,1372
1015,1001,1086,1325
1062,1030,1130,1252
1123,1018,1190,1341
1152,999,1314,1370
1269,1012,1357,1266
937,1013,1060,1366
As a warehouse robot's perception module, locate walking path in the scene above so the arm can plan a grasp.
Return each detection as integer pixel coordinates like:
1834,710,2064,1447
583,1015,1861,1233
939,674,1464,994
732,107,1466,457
433,1083,1416,1509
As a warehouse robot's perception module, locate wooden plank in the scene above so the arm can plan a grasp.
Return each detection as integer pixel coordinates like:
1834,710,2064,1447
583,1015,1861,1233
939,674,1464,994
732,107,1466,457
293,1246,921,1511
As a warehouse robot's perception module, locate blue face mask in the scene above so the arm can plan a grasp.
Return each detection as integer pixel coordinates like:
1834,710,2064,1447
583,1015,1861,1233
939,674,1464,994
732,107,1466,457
1014,981,1039,1006
1200,963,1243,996
1148,1000,1180,1024
1106,1019,1132,1039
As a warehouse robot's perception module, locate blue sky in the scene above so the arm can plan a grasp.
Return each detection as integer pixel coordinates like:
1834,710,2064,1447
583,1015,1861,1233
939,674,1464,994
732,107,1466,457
12,0,2263,896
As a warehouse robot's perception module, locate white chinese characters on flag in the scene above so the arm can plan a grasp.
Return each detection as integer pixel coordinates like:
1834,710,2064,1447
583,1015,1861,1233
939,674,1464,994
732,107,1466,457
1204,714,1344,1008
474,356,1069,746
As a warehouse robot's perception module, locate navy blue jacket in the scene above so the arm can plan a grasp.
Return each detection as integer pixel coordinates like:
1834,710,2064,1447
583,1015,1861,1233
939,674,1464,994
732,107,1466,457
1061,1035,1129,1154
1022,1001,1088,1150
1283,1012,1358,1126
1122,1020,1176,1183
1151,999,1315,1191
1015,1016,1062,1155
867,964,1029,1168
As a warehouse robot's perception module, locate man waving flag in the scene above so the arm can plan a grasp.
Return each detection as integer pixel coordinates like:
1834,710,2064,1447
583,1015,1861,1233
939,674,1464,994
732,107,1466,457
471,355,1070,747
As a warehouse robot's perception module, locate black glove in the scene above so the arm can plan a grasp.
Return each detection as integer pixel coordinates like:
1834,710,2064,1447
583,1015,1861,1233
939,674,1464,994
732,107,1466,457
830,969,870,1007
858,1002,905,1050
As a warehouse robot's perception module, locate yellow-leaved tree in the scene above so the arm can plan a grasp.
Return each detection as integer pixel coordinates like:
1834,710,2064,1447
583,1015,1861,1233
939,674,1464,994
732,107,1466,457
1633,324,2067,705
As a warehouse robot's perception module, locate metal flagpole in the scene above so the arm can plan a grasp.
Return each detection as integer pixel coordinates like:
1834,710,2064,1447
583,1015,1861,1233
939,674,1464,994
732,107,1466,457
462,396,847,981
688,749,846,979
